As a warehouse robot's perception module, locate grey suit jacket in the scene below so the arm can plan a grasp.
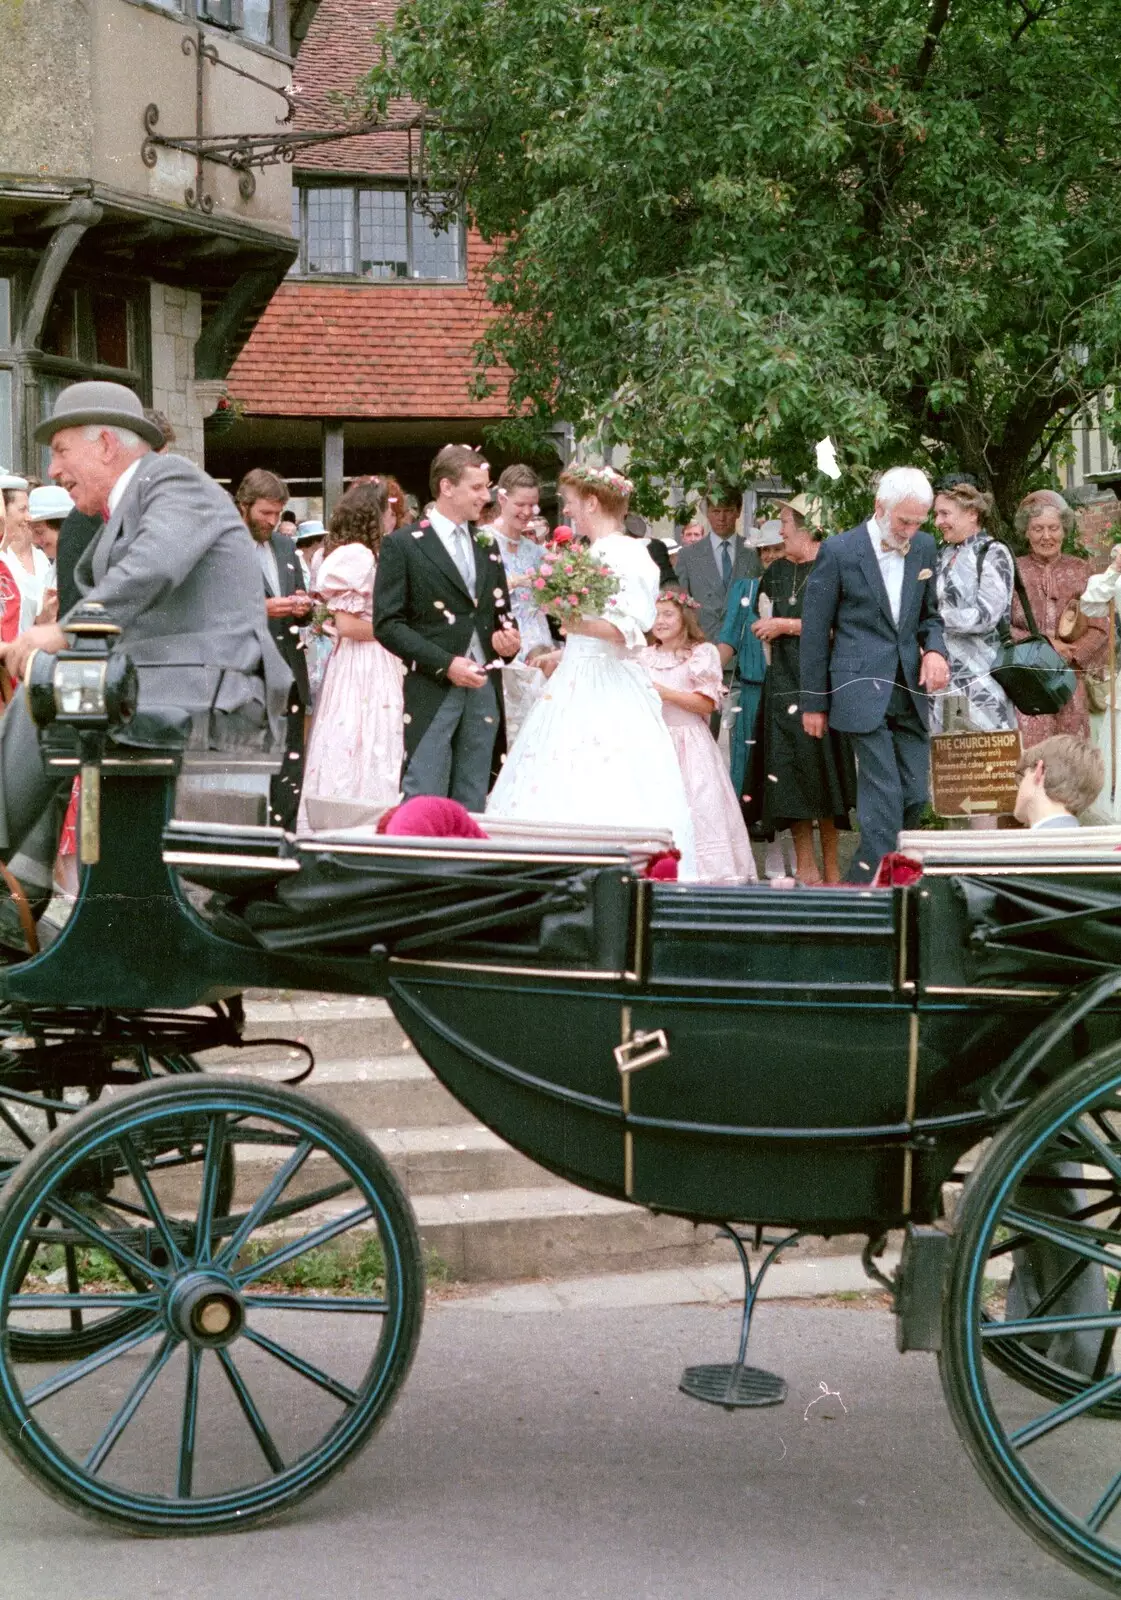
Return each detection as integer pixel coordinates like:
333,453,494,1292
71,452,291,747
673,536,761,643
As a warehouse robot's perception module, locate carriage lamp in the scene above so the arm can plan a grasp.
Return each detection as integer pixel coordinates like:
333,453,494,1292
25,603,138,866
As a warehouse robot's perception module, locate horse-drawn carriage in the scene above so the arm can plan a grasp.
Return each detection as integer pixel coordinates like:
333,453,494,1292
2,612,1121,1590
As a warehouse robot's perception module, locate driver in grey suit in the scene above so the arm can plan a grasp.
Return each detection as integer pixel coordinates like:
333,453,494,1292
0,380,290,948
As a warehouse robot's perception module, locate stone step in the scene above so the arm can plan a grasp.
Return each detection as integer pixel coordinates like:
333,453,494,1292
200,997,411,1068
411,1187,735,1283
139,1121,548,1210
205,1055,466,1129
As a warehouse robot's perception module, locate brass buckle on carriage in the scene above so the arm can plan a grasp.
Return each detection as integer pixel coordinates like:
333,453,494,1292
613,1028,671,1074
26,603,138,867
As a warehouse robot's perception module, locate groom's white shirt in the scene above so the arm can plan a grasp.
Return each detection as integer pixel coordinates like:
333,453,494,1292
428,506,485,663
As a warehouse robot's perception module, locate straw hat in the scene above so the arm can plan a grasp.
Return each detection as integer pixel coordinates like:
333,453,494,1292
774,493,822,527
34,380,164,448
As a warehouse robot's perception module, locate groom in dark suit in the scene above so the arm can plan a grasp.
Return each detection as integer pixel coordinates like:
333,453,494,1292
800,466,949,882
375,445,520,811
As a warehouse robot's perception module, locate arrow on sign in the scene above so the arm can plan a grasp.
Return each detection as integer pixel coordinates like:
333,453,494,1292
960,797,999,814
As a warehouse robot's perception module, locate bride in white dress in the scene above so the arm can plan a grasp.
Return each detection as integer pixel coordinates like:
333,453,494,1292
486,463,697,876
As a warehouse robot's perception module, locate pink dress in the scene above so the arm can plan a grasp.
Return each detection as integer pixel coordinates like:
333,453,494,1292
639,642,758,883
297,543,404,827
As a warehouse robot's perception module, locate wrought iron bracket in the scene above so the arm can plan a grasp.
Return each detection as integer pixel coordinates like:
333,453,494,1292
140,33,479,216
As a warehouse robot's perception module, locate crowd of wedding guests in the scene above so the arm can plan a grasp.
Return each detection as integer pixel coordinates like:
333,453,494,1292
6,438,1081,890
221,445,1121,887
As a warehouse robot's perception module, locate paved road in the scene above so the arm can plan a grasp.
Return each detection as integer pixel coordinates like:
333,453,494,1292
0,1299,1100,1600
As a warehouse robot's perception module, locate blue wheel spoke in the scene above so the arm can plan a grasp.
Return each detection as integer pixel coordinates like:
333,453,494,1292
43,1195,166,1285
1089,1466,1121,1534
9,1292,160,1312
1003,1207,1121,1273
216,1139,315,1270
1009,1369,1121,1449
244,1293,388,1314
982,1311,1121,1342
241,1326,359,1406
216,1348,285,1474
195,1116,227,1265
24,1317,163,1407
85,1334,177,1475
177,1347,201,1499
234,1205,373,1288
1074,1116,1121,1189
115,1133,187,1272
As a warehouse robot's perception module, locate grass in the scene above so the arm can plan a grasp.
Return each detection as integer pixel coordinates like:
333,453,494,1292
22,1235,449,1297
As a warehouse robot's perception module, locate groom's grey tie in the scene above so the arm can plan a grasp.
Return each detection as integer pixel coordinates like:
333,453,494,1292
453,525,476,597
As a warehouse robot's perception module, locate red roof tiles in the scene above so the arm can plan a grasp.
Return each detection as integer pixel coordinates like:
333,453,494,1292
229,0,511,420
291,0,414,177
227,267,510,418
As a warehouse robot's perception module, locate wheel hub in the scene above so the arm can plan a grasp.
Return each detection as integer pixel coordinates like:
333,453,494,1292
166,1271,245,1348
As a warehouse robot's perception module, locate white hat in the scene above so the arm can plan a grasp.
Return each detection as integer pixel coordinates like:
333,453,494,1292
27,485,74,522
296,518,326,544
0,470,28,492
752,518,784,548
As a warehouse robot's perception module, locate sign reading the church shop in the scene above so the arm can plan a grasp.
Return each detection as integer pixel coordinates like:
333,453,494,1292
931,731,1023,818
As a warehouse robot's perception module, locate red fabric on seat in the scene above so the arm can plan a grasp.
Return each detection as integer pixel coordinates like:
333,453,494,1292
872,851,923,887
377,797,489,838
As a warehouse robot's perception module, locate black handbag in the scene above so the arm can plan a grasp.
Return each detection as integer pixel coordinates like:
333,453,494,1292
983,545,1076,716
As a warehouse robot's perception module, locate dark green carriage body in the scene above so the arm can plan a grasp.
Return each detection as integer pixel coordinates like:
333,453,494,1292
4,752,1115,1239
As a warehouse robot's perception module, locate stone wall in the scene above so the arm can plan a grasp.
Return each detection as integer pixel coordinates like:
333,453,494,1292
149,284,205,465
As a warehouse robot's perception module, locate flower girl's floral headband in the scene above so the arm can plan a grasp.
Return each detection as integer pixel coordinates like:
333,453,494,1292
564,462,635,497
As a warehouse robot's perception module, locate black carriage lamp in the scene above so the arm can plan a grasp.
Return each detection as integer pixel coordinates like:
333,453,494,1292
25,602,138,866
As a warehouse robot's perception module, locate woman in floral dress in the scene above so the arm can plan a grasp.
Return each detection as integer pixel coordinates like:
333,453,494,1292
929,481,1016,735
298,480,404,828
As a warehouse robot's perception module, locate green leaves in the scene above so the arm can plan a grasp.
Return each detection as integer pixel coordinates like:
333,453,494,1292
368,0,1121,518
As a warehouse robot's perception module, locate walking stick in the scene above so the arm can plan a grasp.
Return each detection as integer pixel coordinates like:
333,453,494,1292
1110,598,1117,806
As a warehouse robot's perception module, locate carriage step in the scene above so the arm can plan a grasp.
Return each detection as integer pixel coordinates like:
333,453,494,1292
679,1363,788,1409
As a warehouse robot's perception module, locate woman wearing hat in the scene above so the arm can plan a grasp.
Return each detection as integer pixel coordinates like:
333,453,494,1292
0,477,51,634
716,520,781,808
747,498,856,884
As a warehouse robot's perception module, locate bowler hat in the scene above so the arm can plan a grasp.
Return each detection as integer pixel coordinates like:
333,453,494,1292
34,381,164,449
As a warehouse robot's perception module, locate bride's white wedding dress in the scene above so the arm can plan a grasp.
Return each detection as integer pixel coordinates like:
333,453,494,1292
486,532,697,876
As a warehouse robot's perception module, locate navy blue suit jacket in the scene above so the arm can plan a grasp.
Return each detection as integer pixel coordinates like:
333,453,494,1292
799,522,947,733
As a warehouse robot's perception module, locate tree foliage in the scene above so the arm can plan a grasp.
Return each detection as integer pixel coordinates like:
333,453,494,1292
368,0,1121,521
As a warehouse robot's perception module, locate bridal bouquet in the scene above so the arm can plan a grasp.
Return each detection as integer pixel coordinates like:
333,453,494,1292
528,528,620,621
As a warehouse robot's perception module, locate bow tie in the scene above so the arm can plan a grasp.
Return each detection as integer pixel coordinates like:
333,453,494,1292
880,538,911,557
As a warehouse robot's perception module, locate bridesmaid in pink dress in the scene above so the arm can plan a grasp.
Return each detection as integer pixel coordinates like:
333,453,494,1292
639,592,758,883
298,481,404,828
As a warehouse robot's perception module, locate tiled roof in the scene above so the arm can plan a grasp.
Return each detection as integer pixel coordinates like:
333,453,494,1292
227,266,510,418
292,0,414,176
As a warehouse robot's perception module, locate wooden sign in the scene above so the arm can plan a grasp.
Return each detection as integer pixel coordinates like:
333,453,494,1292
930,730,1023,818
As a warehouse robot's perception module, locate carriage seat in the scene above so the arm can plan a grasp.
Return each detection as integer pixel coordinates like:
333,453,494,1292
896,824,1121,869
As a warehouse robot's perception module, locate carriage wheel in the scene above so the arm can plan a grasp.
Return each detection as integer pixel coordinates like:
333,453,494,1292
0,1076,423,1533
4,1052,235,1365
941,1043,1121,1592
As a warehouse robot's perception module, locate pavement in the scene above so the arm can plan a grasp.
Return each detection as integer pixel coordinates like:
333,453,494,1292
0,1273,1098,1600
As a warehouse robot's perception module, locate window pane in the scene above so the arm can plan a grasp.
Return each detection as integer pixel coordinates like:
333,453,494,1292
287,189,302,274
305,188,354,275
0,370,11,470
411,202,463,281
92,291,130,369
241,0,271,43
358,190,408,278
41,290,77,358
0,281,10,348
38,375,68,479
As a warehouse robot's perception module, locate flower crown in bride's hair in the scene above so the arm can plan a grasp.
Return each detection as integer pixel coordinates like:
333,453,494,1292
564,462,635,497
